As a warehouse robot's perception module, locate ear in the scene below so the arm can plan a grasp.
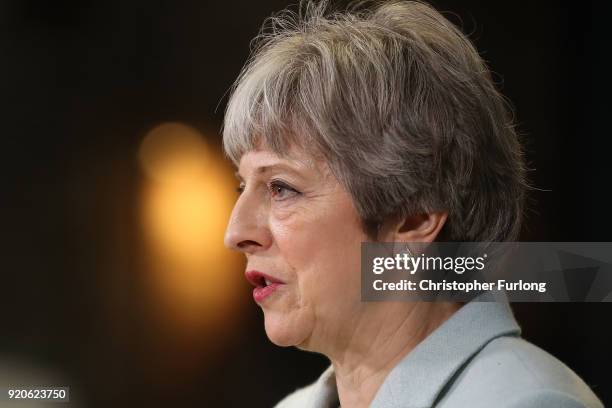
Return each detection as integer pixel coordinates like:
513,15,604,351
387,212,448,243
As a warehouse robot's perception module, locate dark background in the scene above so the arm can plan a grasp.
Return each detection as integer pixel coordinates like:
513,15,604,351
1,0,610,406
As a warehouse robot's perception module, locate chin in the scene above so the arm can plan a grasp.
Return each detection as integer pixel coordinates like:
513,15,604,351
263,309,310,347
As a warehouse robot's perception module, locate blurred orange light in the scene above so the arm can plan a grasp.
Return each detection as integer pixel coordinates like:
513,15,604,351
138,122,244,332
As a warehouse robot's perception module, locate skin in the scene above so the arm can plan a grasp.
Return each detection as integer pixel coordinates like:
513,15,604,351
224,144,461,408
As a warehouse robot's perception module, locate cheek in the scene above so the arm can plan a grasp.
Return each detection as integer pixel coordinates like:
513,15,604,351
269,203,322,265
270,203,365,304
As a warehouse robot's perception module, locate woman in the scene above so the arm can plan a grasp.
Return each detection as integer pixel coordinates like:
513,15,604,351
222,1,603,407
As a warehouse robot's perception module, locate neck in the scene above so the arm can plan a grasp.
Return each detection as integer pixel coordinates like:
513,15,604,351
326,302,461,408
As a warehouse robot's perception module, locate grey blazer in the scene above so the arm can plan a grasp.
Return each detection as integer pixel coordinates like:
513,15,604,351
274,292,604,408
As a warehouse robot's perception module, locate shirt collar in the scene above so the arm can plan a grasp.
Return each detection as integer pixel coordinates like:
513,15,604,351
308,365,339,407
311,291,521,408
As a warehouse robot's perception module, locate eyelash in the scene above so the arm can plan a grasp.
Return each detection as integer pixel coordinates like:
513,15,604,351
268,179,300,200
235,180,301,201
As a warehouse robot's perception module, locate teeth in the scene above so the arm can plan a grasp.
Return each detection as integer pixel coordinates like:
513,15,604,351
264,279,271,286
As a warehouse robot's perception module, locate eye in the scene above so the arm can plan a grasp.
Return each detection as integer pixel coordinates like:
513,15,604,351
268,180,300,201
236,182,245,195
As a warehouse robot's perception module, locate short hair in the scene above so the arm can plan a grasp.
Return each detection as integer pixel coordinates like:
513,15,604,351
222,0,528,242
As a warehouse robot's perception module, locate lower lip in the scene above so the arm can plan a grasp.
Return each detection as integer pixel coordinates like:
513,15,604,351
253,283,283,302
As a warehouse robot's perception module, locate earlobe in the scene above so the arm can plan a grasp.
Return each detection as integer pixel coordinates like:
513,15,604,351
395,212,448,242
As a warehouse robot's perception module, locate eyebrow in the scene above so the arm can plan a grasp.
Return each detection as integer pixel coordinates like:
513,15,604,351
234,163,306,181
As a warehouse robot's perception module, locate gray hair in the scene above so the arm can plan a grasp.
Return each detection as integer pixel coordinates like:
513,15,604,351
222,0,528,242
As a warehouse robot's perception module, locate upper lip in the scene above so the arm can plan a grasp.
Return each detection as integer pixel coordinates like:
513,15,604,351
245,270,285,287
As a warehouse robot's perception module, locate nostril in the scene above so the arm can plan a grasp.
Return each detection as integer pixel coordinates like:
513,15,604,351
237,240,261,250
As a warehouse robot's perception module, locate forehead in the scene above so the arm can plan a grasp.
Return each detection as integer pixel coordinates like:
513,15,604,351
237,145,325,178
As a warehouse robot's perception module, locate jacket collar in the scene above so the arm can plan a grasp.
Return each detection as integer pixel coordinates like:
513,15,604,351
310,291,521,408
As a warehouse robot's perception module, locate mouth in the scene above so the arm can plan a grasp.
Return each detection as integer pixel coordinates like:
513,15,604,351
245,270,285,287
245,270,285,302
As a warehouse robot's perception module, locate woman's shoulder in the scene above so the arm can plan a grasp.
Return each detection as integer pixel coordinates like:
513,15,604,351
436,336,604,408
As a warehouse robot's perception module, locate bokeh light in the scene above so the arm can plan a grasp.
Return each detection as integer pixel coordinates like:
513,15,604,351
138,122,245,333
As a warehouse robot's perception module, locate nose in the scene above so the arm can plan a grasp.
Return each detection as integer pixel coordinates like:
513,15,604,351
224,192,272,254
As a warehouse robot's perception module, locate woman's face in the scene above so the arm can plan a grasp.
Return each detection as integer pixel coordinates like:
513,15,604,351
224,145,369,349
